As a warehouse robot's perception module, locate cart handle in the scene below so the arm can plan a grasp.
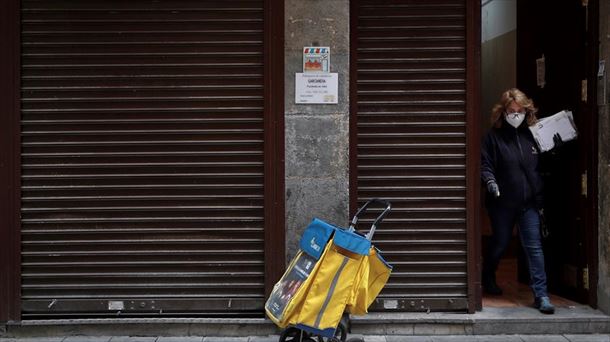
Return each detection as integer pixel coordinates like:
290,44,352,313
348,198,392,241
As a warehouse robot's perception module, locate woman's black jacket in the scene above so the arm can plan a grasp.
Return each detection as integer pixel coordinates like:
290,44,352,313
481,122,544,210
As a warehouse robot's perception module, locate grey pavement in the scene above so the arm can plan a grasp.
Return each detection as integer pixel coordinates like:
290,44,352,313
1,335,610,342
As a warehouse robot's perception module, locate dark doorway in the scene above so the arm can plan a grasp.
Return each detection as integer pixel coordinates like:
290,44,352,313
515,0,598,306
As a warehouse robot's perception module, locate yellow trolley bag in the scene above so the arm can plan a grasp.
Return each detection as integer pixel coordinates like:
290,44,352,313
346,246,392,316
345,200,393,316
294,227,371,337
268,199,392,342
265,218,339,328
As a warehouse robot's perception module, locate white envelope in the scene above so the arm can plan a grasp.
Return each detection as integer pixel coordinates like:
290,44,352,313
529,110,578,152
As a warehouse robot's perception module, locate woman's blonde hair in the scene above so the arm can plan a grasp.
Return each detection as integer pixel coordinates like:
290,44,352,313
490,88,538,128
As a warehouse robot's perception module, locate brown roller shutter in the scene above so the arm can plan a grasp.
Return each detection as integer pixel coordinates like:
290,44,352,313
351,0,470,311
20,0,280,318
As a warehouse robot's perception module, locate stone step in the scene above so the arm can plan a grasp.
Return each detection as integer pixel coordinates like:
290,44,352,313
4,318,277,338
3,307,609,338
351,307,610,335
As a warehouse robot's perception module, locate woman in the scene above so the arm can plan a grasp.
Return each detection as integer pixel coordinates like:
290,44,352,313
480,88,555,314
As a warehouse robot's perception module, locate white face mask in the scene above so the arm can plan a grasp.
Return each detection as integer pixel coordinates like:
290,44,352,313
505,112,526,128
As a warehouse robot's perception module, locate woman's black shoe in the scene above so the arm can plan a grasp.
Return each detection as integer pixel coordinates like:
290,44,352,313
483,281,503,295
482,272,503,295
534,296,555,314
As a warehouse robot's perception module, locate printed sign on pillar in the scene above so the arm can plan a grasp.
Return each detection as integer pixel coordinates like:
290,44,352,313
295,73,338,104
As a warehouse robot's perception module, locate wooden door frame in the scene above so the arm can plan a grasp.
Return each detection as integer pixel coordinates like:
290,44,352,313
348,0,357,218
263,0,286,297
584,0,599,308
0,0,22,323
466,0,482,313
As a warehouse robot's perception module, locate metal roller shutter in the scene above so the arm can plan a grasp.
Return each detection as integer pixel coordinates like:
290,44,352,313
20,0,270,318
352,0,469,311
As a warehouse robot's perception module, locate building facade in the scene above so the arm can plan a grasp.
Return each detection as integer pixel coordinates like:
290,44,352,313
1,0,609,322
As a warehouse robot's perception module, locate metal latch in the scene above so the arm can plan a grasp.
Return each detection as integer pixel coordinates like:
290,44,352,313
581,170,588,197
583,266,589,290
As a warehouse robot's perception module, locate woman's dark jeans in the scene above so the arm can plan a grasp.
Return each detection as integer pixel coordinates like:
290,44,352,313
483,205,548,299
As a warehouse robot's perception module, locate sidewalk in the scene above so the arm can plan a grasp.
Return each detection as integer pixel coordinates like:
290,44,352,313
1,335,610,341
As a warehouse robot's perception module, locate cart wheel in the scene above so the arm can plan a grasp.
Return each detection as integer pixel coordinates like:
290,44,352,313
279,327,317,342
315,321,347,342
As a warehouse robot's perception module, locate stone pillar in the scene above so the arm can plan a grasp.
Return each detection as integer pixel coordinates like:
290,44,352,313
284,0,350,262
597,0,610,314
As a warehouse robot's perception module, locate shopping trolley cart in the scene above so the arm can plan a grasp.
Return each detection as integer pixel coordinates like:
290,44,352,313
265,199,393,342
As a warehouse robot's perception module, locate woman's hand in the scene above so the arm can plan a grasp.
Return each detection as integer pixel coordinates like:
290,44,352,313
486,180,500,198
552,133,564,149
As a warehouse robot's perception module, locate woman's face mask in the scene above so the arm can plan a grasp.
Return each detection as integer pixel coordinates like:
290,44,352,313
505,112,526,128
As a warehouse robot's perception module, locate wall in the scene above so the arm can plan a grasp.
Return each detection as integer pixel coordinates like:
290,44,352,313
597,0,610,314
481,0,515,43
284,0,350,262
480,30,516,128
481,0,516,129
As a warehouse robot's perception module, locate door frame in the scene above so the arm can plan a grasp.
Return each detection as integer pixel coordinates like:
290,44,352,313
263,0,286,297
0,0,22,323
465,0,482,313
583,0,599,308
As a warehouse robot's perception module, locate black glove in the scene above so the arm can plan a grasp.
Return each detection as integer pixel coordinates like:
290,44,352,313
552,133,564,149
486,180,500,198
538,209,549,239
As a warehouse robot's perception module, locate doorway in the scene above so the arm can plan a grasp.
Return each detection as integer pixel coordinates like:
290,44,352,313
480,0,598,308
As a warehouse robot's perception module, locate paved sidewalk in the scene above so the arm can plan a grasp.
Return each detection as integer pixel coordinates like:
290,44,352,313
1,335,610,342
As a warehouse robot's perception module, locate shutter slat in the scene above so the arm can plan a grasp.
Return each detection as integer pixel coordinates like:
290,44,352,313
21,0,266,318
355,0,467,312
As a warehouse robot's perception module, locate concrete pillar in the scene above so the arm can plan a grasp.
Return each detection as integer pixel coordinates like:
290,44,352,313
284,0,350,262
